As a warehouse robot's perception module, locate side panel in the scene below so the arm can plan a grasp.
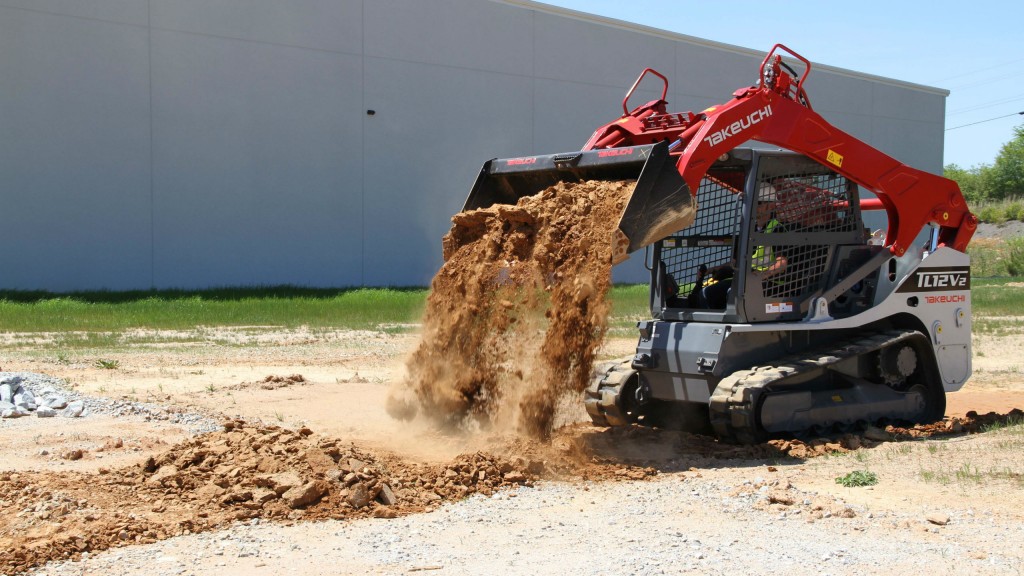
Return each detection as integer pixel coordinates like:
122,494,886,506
891,247,972,391
361,59,534,285
721,246,972,392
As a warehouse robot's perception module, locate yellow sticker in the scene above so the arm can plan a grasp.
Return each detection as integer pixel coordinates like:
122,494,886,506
702,107,717,113
826,149,844,167
831,395,843,403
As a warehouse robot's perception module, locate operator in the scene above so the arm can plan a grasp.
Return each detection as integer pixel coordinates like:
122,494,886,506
699,185,787,309
749,205,787,282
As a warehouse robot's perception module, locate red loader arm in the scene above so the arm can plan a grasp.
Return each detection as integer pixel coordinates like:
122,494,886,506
582,44,977,257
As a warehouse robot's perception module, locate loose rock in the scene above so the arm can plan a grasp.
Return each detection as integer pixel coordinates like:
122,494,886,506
347,483,372,509
62,400,86,418
377,483,397,506
283,481,329,509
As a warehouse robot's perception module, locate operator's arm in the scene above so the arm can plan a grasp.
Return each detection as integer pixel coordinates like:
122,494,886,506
754,255,787,280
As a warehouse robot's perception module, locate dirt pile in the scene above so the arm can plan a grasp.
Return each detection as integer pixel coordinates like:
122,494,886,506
228,373,307,391
392,180,632,437
0,421,541,576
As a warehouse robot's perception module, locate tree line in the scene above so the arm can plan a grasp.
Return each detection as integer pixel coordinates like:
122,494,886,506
944,124,1024,204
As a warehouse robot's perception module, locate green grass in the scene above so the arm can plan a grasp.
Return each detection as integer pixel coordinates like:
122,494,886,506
921,461,1022,487
971,277,1024,318
955,462,982,483
0,278,1019,347
607,284,649,334
0,284,655,342
973,318,1024,337
969,238,1024,277
0,287,427,333
919,469,949,485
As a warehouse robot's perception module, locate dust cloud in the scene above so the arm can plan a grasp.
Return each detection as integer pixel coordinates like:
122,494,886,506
388,180,632,437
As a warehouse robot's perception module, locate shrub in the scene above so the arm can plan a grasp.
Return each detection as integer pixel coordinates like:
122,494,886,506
1006,237,1024,277
835,470,878,487
978,205,1005,224
968,239,1006,277
1004,201,1024,222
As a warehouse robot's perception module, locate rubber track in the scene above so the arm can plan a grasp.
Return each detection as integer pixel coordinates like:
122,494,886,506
584,357,637,427
708,330,921,444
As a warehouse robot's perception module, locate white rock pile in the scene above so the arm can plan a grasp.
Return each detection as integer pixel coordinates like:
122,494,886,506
1,371,221,434
0,375,81,419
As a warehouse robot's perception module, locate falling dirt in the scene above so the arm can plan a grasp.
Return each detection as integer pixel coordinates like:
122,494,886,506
390,180,632,437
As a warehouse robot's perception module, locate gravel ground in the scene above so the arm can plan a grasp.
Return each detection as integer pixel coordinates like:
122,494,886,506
974,220,1024,240
28,472,1023,576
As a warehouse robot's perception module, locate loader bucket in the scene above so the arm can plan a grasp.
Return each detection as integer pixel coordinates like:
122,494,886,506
463,141,695,264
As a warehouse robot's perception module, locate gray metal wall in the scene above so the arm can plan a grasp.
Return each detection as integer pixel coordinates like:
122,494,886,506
0,0,947,291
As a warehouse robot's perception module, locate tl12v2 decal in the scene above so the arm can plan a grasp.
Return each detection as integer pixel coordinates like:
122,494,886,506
896,266,970,293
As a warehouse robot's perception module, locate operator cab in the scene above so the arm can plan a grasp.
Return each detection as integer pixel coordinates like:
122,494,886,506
651,149,880,324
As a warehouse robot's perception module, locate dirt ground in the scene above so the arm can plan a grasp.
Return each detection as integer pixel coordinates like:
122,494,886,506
5,328,1022,459
2,324,1024,574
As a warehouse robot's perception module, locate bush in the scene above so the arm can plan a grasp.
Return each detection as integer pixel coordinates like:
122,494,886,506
972,197,1024,224
978,205,1005,224
1004,201,1024,222
968,239,1006,277
1007,237,1024,276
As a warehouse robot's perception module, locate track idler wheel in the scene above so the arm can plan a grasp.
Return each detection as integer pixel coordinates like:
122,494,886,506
709,368,774,445
585,359,644,427
878,334,946,424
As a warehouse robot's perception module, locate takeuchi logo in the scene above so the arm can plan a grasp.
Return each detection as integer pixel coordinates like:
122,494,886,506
702,105,773,147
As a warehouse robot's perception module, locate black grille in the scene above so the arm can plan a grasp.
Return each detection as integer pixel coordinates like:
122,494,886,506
659,176,743,295
753,169,857,302
655,153,862,318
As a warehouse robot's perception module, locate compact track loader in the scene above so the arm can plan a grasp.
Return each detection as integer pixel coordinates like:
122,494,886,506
463,45,977,442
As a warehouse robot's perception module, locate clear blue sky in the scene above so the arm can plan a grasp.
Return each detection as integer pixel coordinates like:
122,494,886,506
540,0,1023,169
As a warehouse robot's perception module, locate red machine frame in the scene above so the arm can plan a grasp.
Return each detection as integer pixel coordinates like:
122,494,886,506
581,44,976,257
